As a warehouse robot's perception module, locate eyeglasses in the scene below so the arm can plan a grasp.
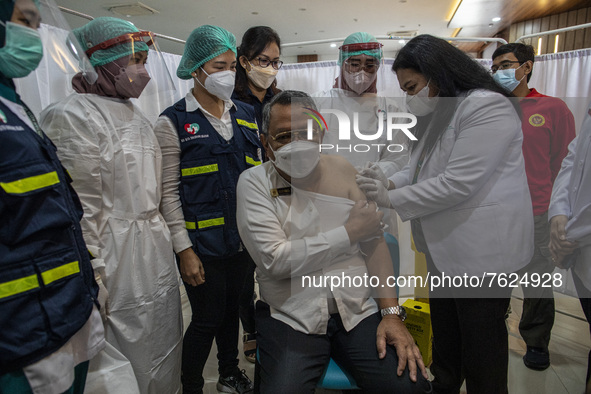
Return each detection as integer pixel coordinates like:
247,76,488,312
490,61,521,74
270,129,321,145
255,57,284,70
344,59,379,73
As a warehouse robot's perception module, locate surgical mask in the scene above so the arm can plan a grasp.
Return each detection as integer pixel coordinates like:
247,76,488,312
343,70,377,95
247,62,278,89
270,140,320,179
406,83,439,116
113,63,151,98
493,65,525,93
197,68,236,101
0,21,43,79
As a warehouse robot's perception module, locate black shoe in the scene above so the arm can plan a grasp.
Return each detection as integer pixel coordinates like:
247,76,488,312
523,346,550,370
216,369,253,394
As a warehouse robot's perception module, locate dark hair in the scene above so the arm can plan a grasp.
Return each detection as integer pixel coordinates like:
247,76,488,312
235,26,281,104
261,90,317,136
492,43,535,82
392,34,518,153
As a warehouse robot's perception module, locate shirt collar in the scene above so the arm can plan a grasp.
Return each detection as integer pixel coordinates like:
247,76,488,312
185,89,236,113
523,88,546,100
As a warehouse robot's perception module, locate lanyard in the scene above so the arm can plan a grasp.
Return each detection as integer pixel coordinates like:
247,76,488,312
412,147,428,185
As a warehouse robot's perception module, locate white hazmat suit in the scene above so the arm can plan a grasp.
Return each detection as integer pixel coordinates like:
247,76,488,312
40,93,183,394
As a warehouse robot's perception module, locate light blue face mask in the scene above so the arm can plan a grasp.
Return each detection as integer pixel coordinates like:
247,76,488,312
0,21,44,79
492,64,525,93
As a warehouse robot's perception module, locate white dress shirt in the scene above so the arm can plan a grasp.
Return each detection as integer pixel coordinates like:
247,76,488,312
236,162,378,335
549,101,591,289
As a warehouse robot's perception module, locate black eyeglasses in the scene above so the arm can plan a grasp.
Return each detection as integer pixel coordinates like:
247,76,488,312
255,57,284,70
490,60,521,74
270,129,321,145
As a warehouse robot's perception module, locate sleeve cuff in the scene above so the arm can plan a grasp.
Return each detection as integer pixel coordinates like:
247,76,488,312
172,231,193,254
325,225,351,254
390,172,408,189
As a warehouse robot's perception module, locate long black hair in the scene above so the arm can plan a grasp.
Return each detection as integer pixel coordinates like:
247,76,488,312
234,26,281,104
393,34,519,153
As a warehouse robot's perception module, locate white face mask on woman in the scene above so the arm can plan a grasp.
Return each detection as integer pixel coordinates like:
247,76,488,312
343,70,377,95
247,62,278,89
269,140,320,179
196,68,236,101
405,82,439,116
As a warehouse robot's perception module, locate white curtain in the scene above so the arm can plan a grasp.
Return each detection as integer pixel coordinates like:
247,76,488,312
13,26,591,296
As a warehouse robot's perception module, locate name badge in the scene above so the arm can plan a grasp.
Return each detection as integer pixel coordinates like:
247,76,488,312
270,187,291,197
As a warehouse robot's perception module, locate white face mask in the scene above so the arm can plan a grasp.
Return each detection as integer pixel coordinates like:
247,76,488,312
343,70,377,95
247,62,278,89
196,68,236,101
406,82,439,116
269,140,320,179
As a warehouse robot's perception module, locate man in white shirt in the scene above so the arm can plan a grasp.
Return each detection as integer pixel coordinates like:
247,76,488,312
548,102,591,393
236,90,431,393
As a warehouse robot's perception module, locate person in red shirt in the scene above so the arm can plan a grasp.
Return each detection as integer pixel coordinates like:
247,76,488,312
492,43,576,371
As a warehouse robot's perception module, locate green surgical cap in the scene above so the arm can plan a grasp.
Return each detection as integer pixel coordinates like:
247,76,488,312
73,17,148,67
177,25,236,80
338,32,382,65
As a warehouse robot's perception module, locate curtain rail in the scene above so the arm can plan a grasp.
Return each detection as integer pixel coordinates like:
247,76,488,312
57,6,186,45
282,36,507,48
517,22,591,42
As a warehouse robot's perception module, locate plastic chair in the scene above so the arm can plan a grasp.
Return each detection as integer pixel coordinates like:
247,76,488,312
317,357,359,389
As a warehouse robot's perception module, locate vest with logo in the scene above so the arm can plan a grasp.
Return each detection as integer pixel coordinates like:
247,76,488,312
161,99,261,260
0,101,98,372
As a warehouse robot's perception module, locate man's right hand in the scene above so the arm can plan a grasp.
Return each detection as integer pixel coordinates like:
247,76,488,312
178,248,205,286
549,215,578,267
344,200,384,244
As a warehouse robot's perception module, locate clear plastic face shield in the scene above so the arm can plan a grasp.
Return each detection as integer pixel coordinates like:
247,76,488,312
35,0,97,83
82,29,176,99
337,42,384,96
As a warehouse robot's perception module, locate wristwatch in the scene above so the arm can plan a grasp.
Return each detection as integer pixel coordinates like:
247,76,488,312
380,306,407,322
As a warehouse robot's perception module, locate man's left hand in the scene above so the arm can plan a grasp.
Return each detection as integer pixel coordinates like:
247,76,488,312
376,315,428,383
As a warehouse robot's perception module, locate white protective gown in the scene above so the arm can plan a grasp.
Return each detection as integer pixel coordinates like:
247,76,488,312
40,93,183,394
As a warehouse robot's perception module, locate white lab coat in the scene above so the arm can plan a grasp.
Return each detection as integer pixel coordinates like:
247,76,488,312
549,101,591,290
40,93,182,394
389,90,534,276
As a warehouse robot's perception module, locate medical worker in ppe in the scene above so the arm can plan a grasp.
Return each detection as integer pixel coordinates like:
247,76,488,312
0,0,105,393
39,16,182,394
154,25,260,394
313,32,409,177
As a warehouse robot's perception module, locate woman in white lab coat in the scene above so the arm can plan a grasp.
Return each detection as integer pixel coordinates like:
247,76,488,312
40,16,182,394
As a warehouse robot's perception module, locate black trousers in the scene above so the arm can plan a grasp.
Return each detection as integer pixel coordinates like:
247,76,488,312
181,251,250,392
573,271,591,387
427,255,512,394
239,256,257,335
254,301,432,394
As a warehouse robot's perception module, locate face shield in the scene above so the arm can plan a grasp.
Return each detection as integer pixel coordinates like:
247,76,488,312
337,42,384,96
81,28,176,98
36,0,97,83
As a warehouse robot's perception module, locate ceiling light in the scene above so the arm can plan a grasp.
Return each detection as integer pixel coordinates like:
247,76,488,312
330,43,337,48
398,40,405,44
107,2,159,17
492,17,501,22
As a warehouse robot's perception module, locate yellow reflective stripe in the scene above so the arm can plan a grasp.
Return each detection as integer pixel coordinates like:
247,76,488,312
186,218,225,230
236,119,258,130
0,274,39,299
0,171,60,194
245,156,261,166
198,217,225,229
181,164,218,177
41,261,80,286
